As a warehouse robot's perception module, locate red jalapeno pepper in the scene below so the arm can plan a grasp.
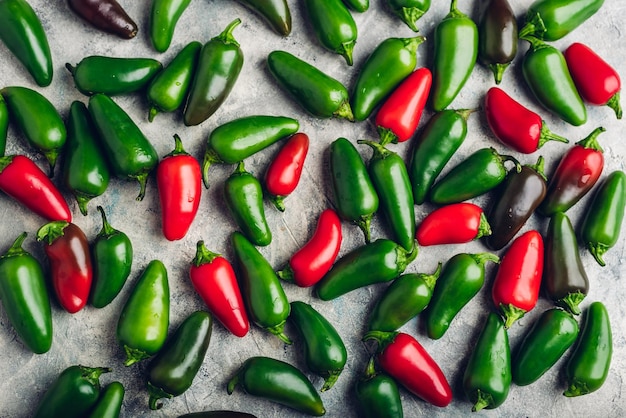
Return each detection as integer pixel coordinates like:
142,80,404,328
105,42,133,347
564,42,622,119
276,208,342,287
416,202,491,246
485,87,569,154
491,230,544,329
264,132,309,211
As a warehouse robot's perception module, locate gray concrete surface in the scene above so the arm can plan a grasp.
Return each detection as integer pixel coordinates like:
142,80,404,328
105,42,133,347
0,0,624,417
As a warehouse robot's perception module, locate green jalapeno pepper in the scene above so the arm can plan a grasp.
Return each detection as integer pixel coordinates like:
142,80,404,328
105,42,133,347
227,356,326,416
267,50,353,121
358,140,415,252
343,0,369,13
147,41,202,122
116,259,170,366
329,137,379,243
521,35,587,126
303,0,357,65
147,311,213,410
88,381,124,418
178,412,257,418
462,312,511,411
386,0,430,32
423,252,499,340
564,301,612,397
235,0,291,36
289,301,347,392
0,0,53,86
183,19,244,126
512,307,579,386
428,147,522,205
0,232,52,354
354,359,403,418
580,170,626,266
367,263,441,332
90,206,133,309
0,95,8,156
62,101,110,216
224,161,272,246
409,109,473,205
88,93,159,201
431,0,478,111
315,238,418,301
519,0,605,41
478,0,518,84
33,365,111,418
351,35,425,121
149,0,192,52
202,115,299,188
544,212,589,315
1,86,66,176
230,231,291,344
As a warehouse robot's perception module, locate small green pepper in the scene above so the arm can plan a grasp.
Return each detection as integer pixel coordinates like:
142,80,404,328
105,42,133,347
354,359,403,418
519,0,605,41
235,0,291,36
149,0,192,52
88,381,125,418
0,95,8,156
477,0,518,84
303,0,358,65
386,0,430,32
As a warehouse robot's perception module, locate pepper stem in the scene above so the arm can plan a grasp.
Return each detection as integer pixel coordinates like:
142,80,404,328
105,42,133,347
0,155,15,172
564,381,588,397
202,147,224,189
65,63,77,76
538,122,569,148
267,321,293,345
518,12,545,41
321,371,341,392
123,344,151,367
36,221,69,245
134,172,150,201
276,265,295,283
334,100,354,122
455,108,478,121
357,139,393,160
165,134,189,158
192,240,221,267
355,215,373,244
475,212,492,240
147,381,172,410
399,7,426,32
377,127,399,147
75,192,92,216
363,356,377,379
419,262,443,291
96,205,117,238
558,291,585,315
402,36,426,57
148,106,159,122
339,41,355,66
472,389,493,412
214,18,241,47
587,241,608,267
528,155,547,181
499,303,526,329
44,150,59,177
489,63,509,85
226,372,241,395
362,330,399,353
606,92,622,119
268,194,286,212
499,153,522,174
79,365,111,387
2,232,28,258
470,252,500,268
576,126,605,151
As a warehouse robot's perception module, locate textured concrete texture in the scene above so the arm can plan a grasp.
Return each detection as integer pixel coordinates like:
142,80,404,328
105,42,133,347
0,0,625,417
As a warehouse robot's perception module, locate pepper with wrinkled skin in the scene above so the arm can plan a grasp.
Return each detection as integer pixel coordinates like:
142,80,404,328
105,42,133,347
303,0,358,65
477,0,518,84
149,0,192,52
67,0,138,39
386,0,430,32
518,0,605,41
235,0,291,36
354,360,403,418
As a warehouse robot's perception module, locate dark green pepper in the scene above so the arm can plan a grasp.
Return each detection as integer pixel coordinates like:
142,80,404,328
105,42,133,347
149,0,192,52
580,170,626,266
147,310,213,410
0,0,53,86
351,35,425,121
512,307,579,386
303,0,358,65
386,0,430,32
0,232,52,354
358,140,415,252
367,263,441,332
564,301,612,397
343,0,369,13
178,412,257,418
521,35,587,126
224,161,272,247
62,101,110,216
231,231,291,344
315,238,418,301
0,95,8,156
267,50,354,121
519,0,605,41
423,252,499,340
90,206,133,309
227,356,326,416
202,115,299,188
428,147,522,205
354,359,403,418
147,41,202,122
329,137,379,243
88,93,159,201
183,19,244,126
409,109,473,205
33,365,111,418
116,259,170,366
431,0,478,111
1,86,66,176
289,301,348,392
477,0,518,84
234,0,291,36
88,381,125,418
462,312,511,411
544,212,589,315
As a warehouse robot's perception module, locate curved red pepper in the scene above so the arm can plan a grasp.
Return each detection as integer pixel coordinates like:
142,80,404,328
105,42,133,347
564,43,622,119
0,155,71,222
37,221,92,313
264,132,309,212
363,331,452,407
416,203,491,246
485,87,568,154
491,230,543,329
277,208,342,287
375,67,432,146
189,240,249,337
156,135,202,241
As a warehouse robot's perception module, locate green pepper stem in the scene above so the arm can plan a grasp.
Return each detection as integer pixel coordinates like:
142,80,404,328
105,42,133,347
201,147,224,189
607,92,622,119
355,215,373,244
276,265,295,282
528,155,547,181
362,330,399,353
268,193,286,212
518,12,546,41
226,372,241,395
3,232,28,258
214,18,241,47
576,126,606,152
499,153,522,174
377,127,399,147
267,321,293,344
44,150,58,177
402,36,426,57
489,63,509,85
500,303,526,329
96,205,117,238
521,33,548,51
321,370,341,392
36,221,69,245
134,172,150,201
147,381,172,410
563,381,588,397
192,240,221,267
335,100,354,122
587,241,608,267
65,62,77,76
397,240,419,270
455,108,478,121
357,139,393,160
472,389,493,412
123,344,151,367
148,106,159,123
470,252,500,268
538,122,569,148
399,7,426,32
363,356,377,380
339,41,355,66
419,262,443,291
79,365,111,387
559,291,586,315
165,134,189,158
0,155,15,172
475,212,492,240
75,192,93,216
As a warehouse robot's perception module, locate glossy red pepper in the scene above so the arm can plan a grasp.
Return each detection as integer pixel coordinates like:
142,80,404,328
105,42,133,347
375,67,432,146
264,132,309,211
363,331,452,407
0,155,72,222
491,230,543,329
189,240,249,337
277,208,342,287
485,87,568,153
564,42,622,119
156,134,202,241
36,221,92,313
416,202,491,246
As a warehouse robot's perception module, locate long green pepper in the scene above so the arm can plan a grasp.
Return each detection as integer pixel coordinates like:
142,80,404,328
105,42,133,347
87,381,125,418
234,0,291,36
149,0,193,52
303,0,358,65
519,0,605,41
